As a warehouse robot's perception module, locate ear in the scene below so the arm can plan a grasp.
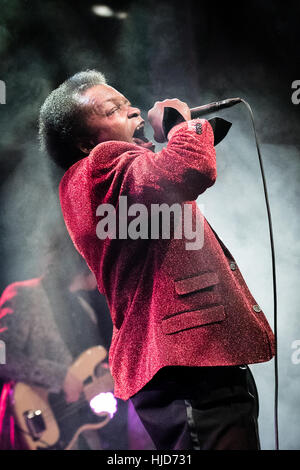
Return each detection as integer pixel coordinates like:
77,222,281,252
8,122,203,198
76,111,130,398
77,140,96,155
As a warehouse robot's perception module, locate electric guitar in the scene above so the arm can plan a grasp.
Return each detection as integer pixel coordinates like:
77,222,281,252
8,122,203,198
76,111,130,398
11,345,115,450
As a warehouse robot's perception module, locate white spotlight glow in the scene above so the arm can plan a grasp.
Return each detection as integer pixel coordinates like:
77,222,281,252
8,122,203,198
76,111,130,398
115,12,128,20
91,5,114,17
89,392,117,418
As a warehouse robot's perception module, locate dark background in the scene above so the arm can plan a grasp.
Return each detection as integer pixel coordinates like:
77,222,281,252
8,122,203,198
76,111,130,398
0,0,299,449
0,0,299,290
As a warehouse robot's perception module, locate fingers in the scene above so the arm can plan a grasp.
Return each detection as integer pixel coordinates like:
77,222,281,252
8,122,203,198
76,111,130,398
63,372,83,403
149,99,191,121
148,98,191,143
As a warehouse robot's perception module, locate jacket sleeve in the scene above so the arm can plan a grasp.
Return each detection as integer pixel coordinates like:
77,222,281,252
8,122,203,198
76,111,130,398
0,284,68,393
89,118,216,207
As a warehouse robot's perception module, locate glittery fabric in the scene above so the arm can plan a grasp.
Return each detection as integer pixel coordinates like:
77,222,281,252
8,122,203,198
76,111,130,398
59,119,275,401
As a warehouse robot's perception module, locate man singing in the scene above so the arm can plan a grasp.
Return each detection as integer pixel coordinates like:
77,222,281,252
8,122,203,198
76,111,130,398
39,69,275,450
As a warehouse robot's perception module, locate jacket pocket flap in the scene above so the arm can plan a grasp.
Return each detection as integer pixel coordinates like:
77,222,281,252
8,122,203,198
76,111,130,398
175,272,219,295
162,305,225,335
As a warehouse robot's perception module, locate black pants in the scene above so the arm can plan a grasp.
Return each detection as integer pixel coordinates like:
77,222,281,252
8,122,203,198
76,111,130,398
130,365,260,450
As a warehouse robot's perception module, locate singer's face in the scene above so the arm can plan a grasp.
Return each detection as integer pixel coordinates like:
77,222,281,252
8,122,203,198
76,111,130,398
81,84,154,150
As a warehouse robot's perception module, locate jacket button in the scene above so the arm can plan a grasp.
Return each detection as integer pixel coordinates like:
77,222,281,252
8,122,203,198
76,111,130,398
195,122,202,134
230,262,237,271
253,304,262,313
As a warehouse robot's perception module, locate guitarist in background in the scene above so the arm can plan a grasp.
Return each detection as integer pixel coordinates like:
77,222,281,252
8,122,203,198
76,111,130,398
0,227,127,450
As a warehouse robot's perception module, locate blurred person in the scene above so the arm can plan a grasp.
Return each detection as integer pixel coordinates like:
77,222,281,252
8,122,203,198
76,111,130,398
0,227,127,450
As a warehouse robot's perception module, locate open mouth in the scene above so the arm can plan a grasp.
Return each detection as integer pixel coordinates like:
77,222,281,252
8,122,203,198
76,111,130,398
132,123,155,150
133,122,149,142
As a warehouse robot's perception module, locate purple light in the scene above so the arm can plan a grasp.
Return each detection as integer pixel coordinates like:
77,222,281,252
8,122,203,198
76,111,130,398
89,392,117,418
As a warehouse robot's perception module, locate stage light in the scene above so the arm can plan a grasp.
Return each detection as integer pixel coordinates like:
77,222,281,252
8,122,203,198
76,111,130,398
115,12,128,20
89,392,117,418
91,5,114,17
91,5,128,20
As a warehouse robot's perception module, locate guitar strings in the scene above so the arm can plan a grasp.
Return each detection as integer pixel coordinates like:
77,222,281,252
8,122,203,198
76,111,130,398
25,373,114,420
25,390,113,425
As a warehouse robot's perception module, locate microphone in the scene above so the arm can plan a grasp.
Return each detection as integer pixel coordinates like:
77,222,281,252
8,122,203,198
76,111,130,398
162,98,241,145
191,98,242,118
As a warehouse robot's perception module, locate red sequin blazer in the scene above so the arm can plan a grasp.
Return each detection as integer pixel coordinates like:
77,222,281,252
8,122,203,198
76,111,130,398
59,119,275,400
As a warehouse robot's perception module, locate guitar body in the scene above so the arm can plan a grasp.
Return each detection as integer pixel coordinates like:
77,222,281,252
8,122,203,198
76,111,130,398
12,346,114,450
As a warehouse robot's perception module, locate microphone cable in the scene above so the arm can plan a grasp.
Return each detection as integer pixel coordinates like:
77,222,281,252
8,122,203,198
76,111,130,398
235,99,279,451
